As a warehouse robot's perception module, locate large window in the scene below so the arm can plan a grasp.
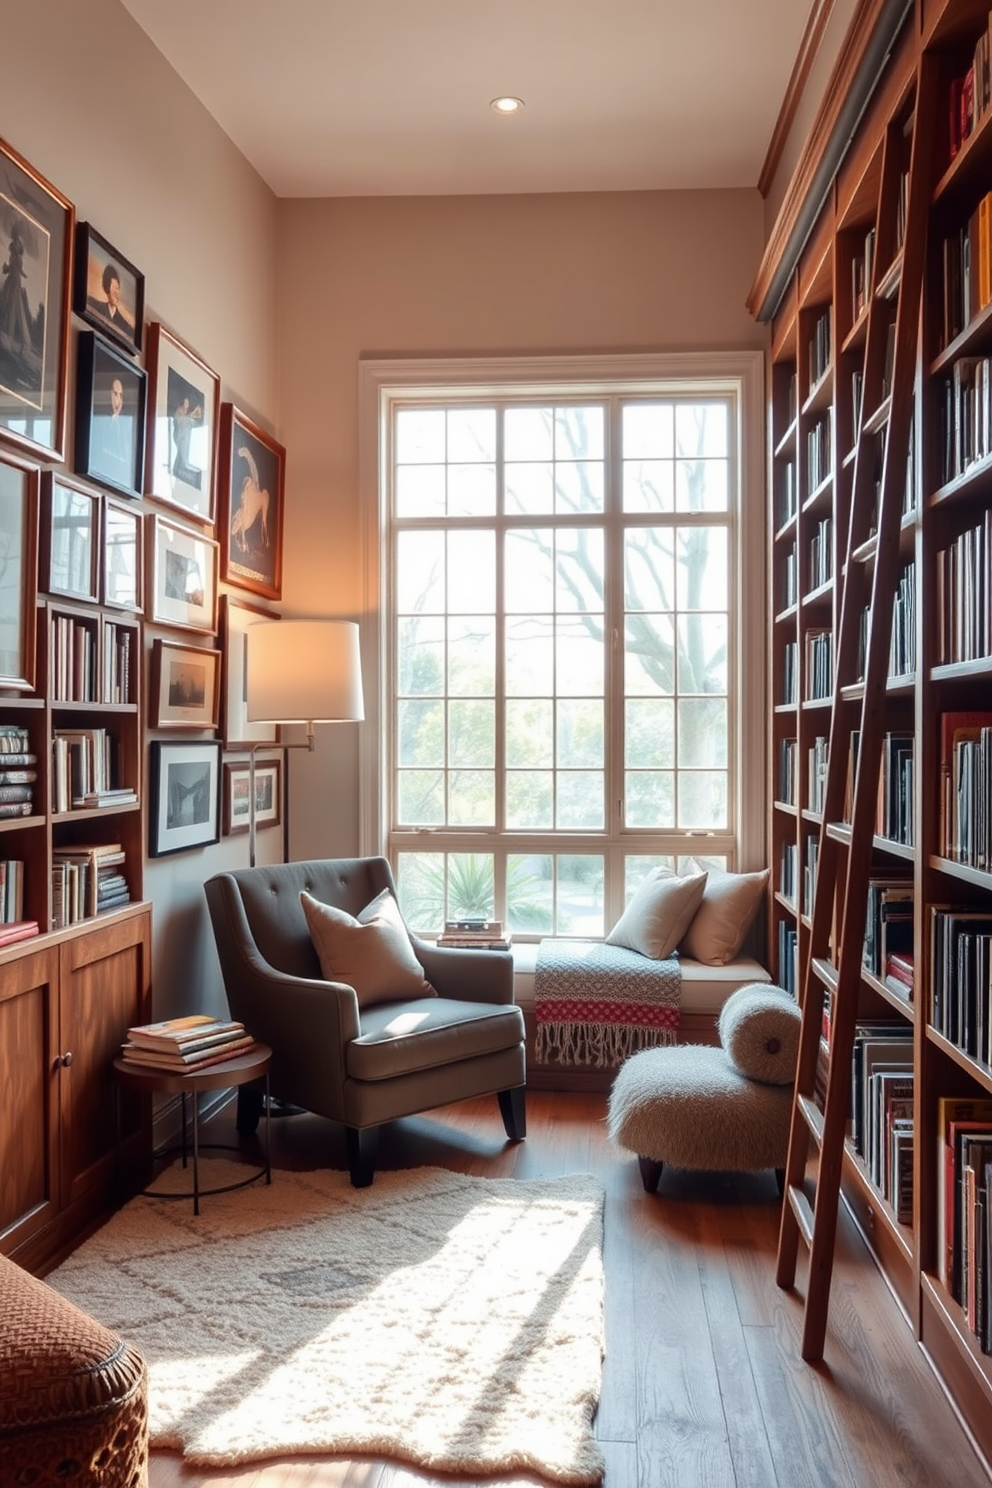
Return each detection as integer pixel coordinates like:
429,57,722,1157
361,356,765,938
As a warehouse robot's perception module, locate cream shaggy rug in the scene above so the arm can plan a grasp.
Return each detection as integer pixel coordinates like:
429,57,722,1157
47,1161,606,1485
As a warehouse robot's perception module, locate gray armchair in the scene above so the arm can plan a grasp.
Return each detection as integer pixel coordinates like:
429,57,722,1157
204,857,526,1186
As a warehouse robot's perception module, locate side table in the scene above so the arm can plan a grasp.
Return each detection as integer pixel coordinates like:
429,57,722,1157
113,1042,272,1215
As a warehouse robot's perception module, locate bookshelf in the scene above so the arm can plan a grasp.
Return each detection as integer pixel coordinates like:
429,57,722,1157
752,0,992,1463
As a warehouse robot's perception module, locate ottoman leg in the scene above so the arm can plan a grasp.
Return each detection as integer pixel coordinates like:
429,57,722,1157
775,1167,785,1197
638,1155,664,1193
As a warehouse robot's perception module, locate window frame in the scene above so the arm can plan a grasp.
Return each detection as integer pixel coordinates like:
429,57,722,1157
358,352,766,932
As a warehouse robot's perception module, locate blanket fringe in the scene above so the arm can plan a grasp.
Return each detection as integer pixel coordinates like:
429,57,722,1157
535,1019,677,1068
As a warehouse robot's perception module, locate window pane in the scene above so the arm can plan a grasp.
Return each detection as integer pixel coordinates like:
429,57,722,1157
676,458,728,513
678,770,727,829
555,460,604,513
623,460,675,513
678,696,727,767
398,699,443,766
396,851,444,932
448,531,494,612
677,614,728,694
446,854,495,920
396,463,445,517
398,616,444,695
505,406,553,461
506,616,553,694
505,528,554,611
448,769,494,825
396,408,444,463
623,855,677,900
557,698,603,768
558,771,603,829
623,403,675,459
506,461,553,514
676,401,728,458
625,697,674,767
556,618,603,695
555,406,604,460
676,527,727,609
508,854,553,933
625,614,675,696
506,699,553,767
448,616,495,695
397,530,444,612
556,528,604,612
447,407,496,462
449,699,493,767
397,770,444,824
448,462,496,516
625,528,675,611
625,770,675,828
556,855,604,937
507,770,553,828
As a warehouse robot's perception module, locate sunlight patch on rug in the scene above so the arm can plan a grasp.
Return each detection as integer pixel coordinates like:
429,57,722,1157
47,1162,606,1485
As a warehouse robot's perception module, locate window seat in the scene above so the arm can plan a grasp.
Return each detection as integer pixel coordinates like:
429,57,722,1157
511,942,772,1092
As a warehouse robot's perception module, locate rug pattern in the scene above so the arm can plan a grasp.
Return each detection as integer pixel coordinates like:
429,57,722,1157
47,1161,606,1485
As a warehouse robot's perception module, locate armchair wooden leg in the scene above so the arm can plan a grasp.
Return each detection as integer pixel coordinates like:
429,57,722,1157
638,1156,664,1193
498,1086,526,1142
346,1126,378,1188
236,1085,264,1134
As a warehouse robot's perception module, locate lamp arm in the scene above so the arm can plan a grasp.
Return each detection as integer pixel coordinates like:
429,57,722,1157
248,725,317,868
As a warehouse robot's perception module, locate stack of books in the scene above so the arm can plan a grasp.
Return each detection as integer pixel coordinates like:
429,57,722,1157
121,1015,254,1073
436,918,512,950
52,843,130,926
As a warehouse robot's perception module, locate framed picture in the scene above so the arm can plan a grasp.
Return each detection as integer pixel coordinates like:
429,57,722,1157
39,472,100,602
150,638,220,728
149,739,221,857
148,513,218,634
0,450,38,690
222,757,282,837
220,595,279,748
72,222,143,356
74,331,146,499
218,404,284,600
0,135,73,461
103,496,142,611
145,322,219,525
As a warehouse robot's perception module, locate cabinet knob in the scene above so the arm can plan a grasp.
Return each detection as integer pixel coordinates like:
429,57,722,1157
61,1051,73,1068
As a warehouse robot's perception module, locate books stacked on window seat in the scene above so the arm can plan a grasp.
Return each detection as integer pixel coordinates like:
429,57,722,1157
436,919,513,951
121,1015,254,1072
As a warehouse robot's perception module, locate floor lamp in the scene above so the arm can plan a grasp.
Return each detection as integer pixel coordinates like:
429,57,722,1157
244,619,364,868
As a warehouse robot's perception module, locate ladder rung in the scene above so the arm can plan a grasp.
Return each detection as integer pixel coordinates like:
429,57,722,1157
787,1184,815,1248
811,957,839,991
825,822,852,845
798,1094,824,1145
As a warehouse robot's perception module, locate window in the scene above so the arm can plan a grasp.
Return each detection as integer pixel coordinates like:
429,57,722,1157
360,354,765,938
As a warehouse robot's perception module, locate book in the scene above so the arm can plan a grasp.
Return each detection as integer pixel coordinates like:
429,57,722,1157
121,1034,255,1071
126,1014,246,1050
0,919,39,947
936,1098,992,1292
0,802,32,820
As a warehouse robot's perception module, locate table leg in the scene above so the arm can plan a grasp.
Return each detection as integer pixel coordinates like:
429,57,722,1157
114,1082,122,1200
180,1090,188,1168
192,1090,200,1217
264,1071,271,1186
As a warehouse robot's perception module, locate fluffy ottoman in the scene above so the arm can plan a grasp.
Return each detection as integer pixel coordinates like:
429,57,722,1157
0,1252,148,1486
607,983,800,1192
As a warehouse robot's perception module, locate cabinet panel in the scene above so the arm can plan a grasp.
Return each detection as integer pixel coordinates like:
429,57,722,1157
0,947,60,1252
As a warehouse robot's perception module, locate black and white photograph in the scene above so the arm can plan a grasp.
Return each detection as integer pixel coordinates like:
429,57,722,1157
149,739,220,856
145,322,219,524
150,638,220,728
75,331,146,499
0,135,73,460
148,512,218,633
73,222,143,355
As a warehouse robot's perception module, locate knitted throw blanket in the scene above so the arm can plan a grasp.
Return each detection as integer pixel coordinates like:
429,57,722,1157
534,939,681,1066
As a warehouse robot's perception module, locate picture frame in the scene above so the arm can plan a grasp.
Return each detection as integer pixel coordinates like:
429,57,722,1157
0,134,74,461
0,450,38,690
220,594,279,748
145,322,219,525
102,496,142,611
39,471,100,602
222,757,282,837
218,403,285,600
149,638,220,729
72,222,143,356
148,739,221,857
74,331,147,499
148,513,218,634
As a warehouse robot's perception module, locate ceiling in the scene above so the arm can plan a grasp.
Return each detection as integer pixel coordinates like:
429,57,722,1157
120,0,813,199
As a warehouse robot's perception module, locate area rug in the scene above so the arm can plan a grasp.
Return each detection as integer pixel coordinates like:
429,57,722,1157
46,1161,606,1485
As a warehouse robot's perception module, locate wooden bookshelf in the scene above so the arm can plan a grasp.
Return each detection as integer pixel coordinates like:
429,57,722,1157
754,0,992,1464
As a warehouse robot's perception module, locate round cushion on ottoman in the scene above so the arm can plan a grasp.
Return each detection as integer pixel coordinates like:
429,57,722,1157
719,983,801,1085
0,1252,148,1486
607,1044,794,1190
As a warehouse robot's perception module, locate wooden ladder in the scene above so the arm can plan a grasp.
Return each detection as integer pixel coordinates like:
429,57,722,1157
775,53,938,1364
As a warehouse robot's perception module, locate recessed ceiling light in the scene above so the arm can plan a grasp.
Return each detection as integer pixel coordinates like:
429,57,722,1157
491,96,524,115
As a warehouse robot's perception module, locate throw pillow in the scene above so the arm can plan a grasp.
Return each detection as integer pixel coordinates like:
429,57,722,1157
300,888,435,1008
605,867,707,960
679,859,770,965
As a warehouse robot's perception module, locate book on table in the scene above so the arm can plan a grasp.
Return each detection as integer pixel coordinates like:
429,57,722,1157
120,1033,256,1072
126,1013,246,1050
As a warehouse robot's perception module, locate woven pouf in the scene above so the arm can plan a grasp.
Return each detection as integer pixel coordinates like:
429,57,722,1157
607,983,800,1192
0,1252,148,1488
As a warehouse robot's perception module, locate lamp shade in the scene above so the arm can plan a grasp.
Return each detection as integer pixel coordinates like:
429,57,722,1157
246,620,364,724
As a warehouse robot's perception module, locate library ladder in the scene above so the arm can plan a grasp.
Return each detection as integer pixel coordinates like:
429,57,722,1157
775,54,937,1363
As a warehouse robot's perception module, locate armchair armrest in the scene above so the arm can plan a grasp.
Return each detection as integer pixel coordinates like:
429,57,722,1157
413,937,514,1006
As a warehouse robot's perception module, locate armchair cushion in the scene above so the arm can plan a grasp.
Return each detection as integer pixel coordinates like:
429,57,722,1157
301,887,435,1008
348,996,527,1082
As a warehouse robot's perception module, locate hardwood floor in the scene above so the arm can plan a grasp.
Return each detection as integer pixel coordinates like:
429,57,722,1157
148,1090,990,1488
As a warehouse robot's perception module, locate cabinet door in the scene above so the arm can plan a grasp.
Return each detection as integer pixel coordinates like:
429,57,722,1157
0,946,61,1254
59,908,151,1210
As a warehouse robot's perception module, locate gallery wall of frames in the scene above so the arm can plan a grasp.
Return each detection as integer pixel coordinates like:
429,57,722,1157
0,128,287,946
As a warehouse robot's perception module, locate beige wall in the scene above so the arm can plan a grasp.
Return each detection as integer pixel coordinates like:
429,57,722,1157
274,189,769,860
4,0,279,1018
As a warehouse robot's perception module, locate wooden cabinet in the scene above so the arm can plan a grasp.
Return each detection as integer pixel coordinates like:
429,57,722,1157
752,0,992,1462
0,904,151,1272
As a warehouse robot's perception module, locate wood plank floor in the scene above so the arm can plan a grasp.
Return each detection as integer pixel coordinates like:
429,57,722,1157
147,1090,991,1488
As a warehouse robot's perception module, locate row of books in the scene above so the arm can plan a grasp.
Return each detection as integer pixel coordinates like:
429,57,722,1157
842,729,914,847
940,194,992,352
936,1096,992,1352
939,710,992,868
938,354,992,486
436,919,512,950
808,514,833,591
780,541,797,610
781,640,798,706
808,735,828,814
948,14,992,165
850,1022,914,1225
0,859,26,925
851,225,876,322
806,410,832,492
803,832,818,917
51,728,136,814
930,906,992,1064
51,843,130,928
103,622,133,706
809,305,831,388
777,460,797,529
863,873,913,985
805,628,833,702
50,612,98,704
777,919,798,997
0,726,37,820
121,1014,254,1073
934,513,992,666
779,841,798,905
778,737,797,805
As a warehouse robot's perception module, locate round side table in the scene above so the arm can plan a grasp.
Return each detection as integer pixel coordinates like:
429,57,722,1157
113,1042,272,1215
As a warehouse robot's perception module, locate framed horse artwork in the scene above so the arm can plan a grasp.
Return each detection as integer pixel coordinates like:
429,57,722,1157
218,403,284,600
